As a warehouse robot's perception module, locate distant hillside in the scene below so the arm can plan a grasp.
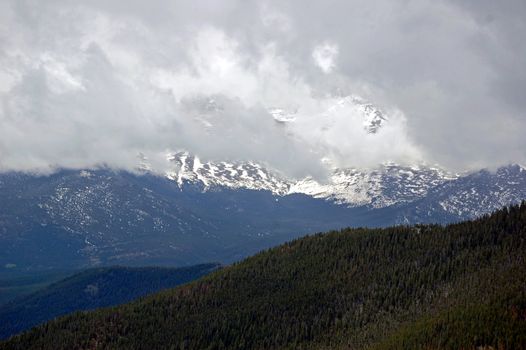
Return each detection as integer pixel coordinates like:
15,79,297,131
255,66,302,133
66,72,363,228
0,270,73,306
0,263,220,340
2,204,526,349
0,170,394,274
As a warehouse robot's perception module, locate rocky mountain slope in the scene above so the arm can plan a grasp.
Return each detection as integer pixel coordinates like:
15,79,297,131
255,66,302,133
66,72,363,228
396,164,526,223
168,94,526,216
165,152,457,207
0,170,381,274
164,152,526,219
1,161,525,275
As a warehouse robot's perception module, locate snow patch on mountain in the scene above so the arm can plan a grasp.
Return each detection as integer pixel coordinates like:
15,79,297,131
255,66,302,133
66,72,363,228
166,152,290,195
325,95,388,134
268,108,297,123
266,94,388,134
429,164,526,218
289,164,456,208
164,152,459,209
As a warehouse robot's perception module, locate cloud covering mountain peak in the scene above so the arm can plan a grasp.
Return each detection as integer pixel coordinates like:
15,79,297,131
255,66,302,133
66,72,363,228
1,0,525,176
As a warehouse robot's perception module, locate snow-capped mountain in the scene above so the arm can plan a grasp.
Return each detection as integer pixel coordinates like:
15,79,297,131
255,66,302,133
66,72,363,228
0,169,375,272
267,94,388,133
165,152,290,195
2,97,525,275
289,164,456,208
324,95,388,134
398,164,526,223
1,162,525,274
163,152,457,208
158,93,526,220
268,108,297,123
162,152,526,221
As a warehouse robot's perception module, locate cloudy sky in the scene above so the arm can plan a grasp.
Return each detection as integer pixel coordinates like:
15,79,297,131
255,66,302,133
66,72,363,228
1,0,525,177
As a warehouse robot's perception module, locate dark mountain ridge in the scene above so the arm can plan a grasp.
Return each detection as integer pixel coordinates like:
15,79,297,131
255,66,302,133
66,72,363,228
0,263,220,340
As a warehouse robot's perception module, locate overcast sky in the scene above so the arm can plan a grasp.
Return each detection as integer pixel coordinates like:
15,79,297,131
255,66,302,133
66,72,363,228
1,0,525,177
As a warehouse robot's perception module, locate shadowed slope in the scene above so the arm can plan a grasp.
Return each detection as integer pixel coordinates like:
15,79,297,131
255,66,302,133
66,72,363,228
0,263,220,340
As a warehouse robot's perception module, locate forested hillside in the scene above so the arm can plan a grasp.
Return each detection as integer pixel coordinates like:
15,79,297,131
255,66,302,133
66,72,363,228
2,204,526,349
0,264,219,340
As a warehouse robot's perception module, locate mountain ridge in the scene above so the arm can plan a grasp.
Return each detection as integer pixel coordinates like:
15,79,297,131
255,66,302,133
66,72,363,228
163,152,526,216
0,263,220,340
1,162,525,274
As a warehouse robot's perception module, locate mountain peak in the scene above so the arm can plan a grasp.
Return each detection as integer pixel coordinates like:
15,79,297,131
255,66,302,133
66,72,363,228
268,108,297,123
325,95,388,134
163,153,458,209
267,94,388,133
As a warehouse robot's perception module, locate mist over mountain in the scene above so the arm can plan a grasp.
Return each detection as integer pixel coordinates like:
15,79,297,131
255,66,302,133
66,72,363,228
2,2,526,348
2,0,526,176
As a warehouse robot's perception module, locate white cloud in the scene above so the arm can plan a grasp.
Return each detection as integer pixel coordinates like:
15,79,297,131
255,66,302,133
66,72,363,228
312,42,339,73
1,0,525,176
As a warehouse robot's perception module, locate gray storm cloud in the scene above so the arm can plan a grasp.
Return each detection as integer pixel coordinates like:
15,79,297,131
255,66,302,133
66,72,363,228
0,0,525,176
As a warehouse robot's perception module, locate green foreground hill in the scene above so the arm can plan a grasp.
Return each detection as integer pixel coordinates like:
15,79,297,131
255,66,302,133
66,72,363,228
2,204,526,349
